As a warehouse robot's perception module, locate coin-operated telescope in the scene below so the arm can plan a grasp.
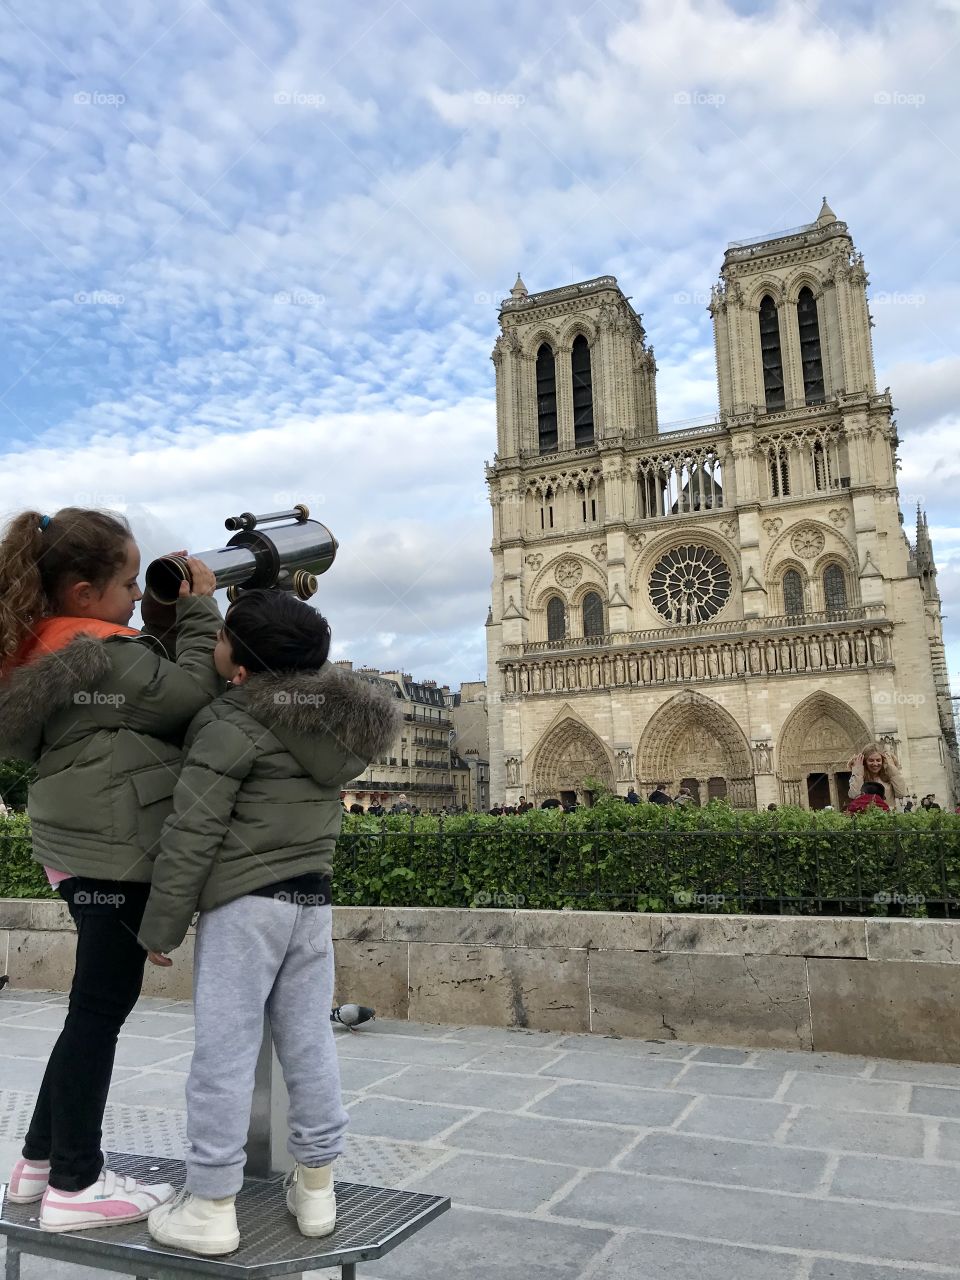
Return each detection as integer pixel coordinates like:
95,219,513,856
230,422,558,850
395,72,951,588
145,505,338,605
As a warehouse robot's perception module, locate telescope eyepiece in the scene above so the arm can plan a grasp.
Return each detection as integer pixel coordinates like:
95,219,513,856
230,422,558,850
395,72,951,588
224,512,257,532
144,556,191,607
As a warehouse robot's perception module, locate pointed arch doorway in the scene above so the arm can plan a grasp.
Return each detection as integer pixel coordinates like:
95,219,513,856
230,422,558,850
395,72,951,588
777,692,872,809
530,715,614,806
636,690,756,808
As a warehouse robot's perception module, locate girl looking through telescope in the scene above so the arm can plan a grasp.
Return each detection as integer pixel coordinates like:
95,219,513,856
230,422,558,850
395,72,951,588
0,505,223,1230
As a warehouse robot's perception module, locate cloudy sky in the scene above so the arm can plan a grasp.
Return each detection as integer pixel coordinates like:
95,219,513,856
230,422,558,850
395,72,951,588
1,0,958,690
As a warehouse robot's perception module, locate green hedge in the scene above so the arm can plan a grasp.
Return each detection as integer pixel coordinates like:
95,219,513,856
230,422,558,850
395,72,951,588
333,800,960,916
4,802,957,915
0,813,50,898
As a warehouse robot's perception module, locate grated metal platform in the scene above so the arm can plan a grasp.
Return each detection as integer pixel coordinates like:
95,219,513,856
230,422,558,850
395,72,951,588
0,1089,446,1188
0,1150,449,1279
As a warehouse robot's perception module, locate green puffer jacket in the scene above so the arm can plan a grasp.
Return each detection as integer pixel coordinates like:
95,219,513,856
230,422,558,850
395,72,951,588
137,664,401,954
0,597,224,880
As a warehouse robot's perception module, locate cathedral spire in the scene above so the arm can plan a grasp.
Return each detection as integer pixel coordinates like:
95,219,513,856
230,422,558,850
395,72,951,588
817,196,838,226
915,506,939,601
510,273,528,299
916,504,934,561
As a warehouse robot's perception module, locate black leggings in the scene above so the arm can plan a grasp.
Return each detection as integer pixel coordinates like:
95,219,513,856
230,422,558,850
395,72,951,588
22,877,150,1191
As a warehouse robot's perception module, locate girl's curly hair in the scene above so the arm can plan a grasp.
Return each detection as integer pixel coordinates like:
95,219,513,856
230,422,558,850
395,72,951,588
0,507,132,667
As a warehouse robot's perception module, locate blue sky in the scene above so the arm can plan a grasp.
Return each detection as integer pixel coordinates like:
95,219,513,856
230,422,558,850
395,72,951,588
1,0,958,690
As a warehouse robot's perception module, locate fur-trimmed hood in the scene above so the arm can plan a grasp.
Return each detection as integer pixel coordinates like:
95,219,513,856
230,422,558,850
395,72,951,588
0,636,115,752
231,664,402,777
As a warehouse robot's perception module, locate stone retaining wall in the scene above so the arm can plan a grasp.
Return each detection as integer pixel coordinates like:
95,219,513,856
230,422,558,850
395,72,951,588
2,900,958,1061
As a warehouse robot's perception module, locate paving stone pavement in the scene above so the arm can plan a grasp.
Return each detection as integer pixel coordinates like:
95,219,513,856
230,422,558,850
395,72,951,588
2,988,960,1278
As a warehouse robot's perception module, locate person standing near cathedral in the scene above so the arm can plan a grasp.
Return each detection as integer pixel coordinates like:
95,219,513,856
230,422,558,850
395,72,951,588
648,782,673,805
846,782,890,814
847,744,906,809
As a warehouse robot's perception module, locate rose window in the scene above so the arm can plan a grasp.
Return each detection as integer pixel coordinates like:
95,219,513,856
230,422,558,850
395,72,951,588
649,544,732,624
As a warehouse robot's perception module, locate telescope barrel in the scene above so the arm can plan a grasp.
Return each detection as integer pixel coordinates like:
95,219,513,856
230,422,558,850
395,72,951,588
145,546,260,606
144,515,338,606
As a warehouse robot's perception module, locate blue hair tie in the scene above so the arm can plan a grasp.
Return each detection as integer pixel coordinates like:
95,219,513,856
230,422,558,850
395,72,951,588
39,515,51,530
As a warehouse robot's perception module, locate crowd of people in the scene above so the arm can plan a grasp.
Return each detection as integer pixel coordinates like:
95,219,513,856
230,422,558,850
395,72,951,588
335,751,954,818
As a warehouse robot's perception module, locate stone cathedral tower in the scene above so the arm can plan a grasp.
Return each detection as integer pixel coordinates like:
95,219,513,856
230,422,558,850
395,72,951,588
485,201,958,809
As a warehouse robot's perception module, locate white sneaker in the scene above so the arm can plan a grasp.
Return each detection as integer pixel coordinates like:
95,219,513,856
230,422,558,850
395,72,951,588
148,1189,240,1256
7,1157,50,1204
285,1163,336,1237
40,1167,175,1232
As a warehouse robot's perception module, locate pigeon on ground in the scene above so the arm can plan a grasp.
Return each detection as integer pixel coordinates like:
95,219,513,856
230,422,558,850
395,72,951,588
331,1004,375,1029
0,976,8,991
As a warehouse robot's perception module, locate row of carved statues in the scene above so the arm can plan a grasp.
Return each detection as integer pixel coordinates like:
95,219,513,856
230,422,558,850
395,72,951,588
502,627,892,694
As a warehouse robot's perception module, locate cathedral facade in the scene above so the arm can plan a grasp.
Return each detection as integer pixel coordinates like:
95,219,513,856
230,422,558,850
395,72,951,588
485,201,957,810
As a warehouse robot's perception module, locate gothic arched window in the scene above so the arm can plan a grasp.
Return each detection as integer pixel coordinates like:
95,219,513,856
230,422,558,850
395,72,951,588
813,441,832,491
783,569,804,616
758,295,785,412
547,595,566,642
582,591,604,638
536,344,558,454
769,449,790,497
797,287,825,405
823,563,847,613
571,335,595,447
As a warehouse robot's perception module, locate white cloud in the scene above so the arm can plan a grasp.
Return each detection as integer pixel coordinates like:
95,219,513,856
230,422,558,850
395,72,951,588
1,0,959,689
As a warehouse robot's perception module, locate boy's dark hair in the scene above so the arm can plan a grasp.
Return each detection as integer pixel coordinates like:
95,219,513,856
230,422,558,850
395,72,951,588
223,589,331,674
862,782,886,797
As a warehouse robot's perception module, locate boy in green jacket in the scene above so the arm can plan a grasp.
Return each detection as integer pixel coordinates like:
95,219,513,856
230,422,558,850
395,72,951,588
138,590,400,1256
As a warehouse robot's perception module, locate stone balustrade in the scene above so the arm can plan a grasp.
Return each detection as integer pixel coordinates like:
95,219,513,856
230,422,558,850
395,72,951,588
501,620,892,697
507,605,887,656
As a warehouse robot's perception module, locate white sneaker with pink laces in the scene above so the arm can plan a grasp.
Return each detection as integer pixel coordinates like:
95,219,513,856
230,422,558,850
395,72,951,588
7,1157,50,1204
39,1167,175,1232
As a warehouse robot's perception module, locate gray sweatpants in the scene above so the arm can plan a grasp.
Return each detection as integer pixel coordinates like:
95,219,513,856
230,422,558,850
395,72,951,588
185,895,349,1198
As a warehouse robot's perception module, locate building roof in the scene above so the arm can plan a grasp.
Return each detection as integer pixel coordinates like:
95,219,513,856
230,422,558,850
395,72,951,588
499,274,632,314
